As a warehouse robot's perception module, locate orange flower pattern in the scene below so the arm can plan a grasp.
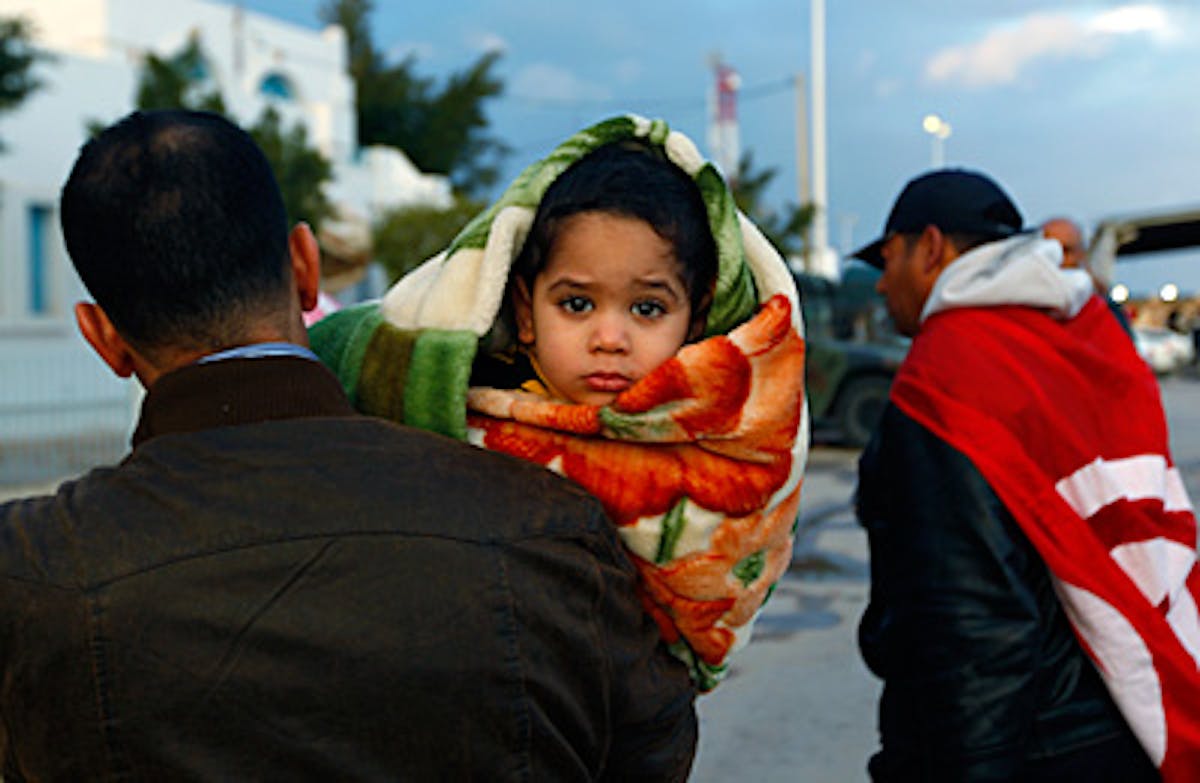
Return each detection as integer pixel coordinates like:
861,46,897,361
467,294,807,689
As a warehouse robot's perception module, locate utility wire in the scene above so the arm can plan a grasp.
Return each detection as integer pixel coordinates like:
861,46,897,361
503,76,794,110
501,76,796,155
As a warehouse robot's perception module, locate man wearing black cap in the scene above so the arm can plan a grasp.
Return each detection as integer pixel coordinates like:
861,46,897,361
853,169,1198,780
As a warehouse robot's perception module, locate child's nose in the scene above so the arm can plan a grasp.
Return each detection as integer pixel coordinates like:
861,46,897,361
588,312,630,353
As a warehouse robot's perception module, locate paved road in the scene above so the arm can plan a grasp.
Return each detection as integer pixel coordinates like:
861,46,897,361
690,443,874,783
689,374,1200,783
1164,374,1200,484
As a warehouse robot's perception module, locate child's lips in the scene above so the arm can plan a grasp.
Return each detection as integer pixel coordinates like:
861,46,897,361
585,372,632,392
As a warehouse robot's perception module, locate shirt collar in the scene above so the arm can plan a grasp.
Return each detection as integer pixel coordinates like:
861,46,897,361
197,342,320,364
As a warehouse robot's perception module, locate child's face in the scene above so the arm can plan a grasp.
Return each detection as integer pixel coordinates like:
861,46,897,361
514,212,693,406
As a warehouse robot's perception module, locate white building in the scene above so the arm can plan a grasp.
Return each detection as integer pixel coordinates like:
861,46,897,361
0,0,451,485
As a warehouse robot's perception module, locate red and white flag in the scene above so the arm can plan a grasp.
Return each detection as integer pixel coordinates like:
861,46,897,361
893,296,1200,780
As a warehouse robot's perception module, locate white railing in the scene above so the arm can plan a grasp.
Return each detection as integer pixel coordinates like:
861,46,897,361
0,343,135,492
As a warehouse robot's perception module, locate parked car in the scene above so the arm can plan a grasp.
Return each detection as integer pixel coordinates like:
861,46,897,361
1133,327,1195,374
796,266,908,447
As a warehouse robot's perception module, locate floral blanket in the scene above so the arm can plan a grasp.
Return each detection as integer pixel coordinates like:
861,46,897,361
467,294,806,688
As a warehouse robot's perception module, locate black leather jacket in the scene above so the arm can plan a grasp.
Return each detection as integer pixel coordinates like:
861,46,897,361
857,404,1154,782
0,359,697,782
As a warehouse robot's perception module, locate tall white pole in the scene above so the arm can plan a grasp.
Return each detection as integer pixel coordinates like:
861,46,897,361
808,0,838,279
792,73,810,274
794,73,810,207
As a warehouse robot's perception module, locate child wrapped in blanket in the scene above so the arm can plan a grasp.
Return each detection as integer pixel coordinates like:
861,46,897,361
311,116,808,690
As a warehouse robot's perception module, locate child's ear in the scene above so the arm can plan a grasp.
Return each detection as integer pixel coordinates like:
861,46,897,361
513,278,535,345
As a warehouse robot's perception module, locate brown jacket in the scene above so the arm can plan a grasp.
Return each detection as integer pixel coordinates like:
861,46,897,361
0,357,696,781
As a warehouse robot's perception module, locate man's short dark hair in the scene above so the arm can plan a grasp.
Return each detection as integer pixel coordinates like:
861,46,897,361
944,231,1001,256
60,109,291,354
890,230,1001,261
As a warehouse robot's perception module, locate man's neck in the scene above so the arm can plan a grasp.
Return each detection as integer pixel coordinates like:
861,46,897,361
136,304,314,386
137,327,310,390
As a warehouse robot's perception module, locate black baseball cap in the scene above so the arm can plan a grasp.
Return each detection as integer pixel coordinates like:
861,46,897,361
851,169,1024,268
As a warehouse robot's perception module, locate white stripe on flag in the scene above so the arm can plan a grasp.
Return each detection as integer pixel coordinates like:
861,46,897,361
1166,467,1195,514
1055,455,1195,520
1111,538,1197,607
1057,581,1166,765
1166,585,1200,672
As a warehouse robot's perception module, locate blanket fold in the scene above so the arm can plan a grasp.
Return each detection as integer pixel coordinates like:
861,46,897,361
310,114,809,689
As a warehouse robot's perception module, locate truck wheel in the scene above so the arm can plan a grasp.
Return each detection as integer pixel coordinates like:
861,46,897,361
836,377,891,448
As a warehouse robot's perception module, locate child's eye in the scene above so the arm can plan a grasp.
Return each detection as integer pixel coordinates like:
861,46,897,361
631,300,667,318
558,295,593,314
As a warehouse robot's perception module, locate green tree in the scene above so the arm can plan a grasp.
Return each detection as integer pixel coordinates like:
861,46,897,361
0,16,50,148
248,108,332,231
730,150,814,260
372,195,484,283
135,34,225,113
319,0,375,82
131,38,332,231
319,0,508,196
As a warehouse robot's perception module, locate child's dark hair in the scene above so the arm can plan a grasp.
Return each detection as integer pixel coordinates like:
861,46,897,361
512,139,718,329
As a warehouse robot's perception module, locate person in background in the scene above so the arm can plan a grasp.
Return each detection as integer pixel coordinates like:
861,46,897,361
853,169,1198,781
1042,215,1088,269
0,109,697,782
1042,215,1133,335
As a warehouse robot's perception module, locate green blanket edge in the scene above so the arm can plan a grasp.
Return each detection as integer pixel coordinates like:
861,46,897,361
309,303,478,441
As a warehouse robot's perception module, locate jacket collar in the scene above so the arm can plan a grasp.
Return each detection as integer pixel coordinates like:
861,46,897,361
132,356,356,447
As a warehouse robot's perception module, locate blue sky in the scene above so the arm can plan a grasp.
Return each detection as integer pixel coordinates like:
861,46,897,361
242,1,1200,296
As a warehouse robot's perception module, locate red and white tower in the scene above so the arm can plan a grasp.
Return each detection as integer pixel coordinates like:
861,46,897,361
708,59,741,187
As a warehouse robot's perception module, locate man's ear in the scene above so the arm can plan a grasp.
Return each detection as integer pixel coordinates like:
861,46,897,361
920,225,948,274
513,278,535,345
288,223,321,312
75,302,137,378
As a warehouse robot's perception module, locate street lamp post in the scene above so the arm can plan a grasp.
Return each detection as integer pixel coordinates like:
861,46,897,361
922,114,952,168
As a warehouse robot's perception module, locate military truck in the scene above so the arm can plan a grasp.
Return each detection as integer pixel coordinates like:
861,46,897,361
795,264,908,447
